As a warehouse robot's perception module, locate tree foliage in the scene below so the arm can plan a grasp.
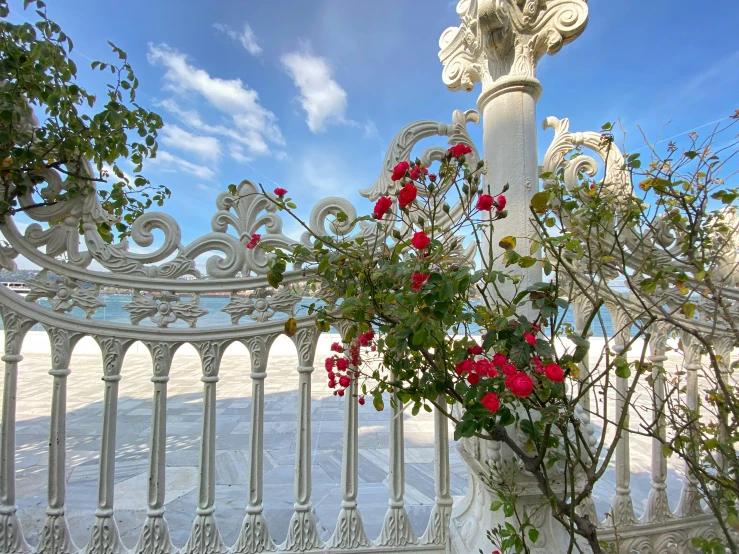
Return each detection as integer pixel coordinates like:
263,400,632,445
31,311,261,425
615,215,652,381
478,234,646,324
0,0,166,240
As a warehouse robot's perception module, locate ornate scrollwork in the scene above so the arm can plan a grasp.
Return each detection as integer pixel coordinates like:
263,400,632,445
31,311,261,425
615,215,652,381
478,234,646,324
123,291,208,328
221,288,301,324
25,271,106,318
439,0,589,92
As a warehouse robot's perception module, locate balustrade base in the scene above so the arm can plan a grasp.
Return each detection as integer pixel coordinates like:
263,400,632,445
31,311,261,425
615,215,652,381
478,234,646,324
85,515,126,554
0,511,31,554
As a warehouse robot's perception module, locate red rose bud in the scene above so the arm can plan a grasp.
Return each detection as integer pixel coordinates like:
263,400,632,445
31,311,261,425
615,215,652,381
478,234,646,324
274,187,288,197
476,194,494,211
448,143,473,158
398,183,418,209
374,196,393,219
495,195,507,211
411,231,430,250
391,161,410,181
481,392,500,413
358,396,365,405
339,375,351,388
502,363,517,376
429,174,437,182
331,342,343,353
524,333,537,346
337,389,345,397
467,344,483,355
336,358,349,371
246,233,261,249
324,357,334,371
467,372,480,385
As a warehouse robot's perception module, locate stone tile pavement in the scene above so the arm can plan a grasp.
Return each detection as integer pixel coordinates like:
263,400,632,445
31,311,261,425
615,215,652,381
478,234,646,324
2,334,690,549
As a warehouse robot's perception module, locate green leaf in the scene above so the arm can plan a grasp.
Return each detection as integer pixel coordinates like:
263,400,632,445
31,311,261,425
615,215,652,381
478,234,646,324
531,191,550,212
528,529,539,543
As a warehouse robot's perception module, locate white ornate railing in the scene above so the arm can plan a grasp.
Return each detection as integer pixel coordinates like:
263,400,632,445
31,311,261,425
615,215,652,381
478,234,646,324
1,1,734,553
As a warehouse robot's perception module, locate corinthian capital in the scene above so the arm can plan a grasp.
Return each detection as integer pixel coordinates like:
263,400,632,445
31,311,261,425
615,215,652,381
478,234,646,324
439,0,588,93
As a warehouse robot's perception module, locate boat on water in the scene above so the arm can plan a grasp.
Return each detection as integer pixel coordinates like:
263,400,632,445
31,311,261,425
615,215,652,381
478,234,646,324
1,282,30,296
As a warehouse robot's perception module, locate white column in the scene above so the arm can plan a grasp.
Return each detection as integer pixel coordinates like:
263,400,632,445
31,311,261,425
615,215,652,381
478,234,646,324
184,341,227,554
37,327,82,554
235,336,276,553
86,337,132,554
439,0,589,306
439,3,589,552
641,327,672,523
378,373,417,546
134,342,178,554
284,328,323,551
0,311,34,554
676,333,703,518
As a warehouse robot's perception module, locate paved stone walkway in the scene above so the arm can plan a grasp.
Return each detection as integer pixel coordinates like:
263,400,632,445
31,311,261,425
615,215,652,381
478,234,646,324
4,334,690,549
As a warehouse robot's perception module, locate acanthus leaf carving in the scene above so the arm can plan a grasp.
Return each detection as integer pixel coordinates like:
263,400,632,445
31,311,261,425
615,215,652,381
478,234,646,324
222,287,301,324
26,271,106,318
123,291,208,328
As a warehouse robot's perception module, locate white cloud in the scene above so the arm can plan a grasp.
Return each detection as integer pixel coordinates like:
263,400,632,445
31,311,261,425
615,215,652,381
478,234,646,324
229,144,252,164
213,22,262,56
150,151,216,181
147,43,284,156
281,51,348,133
161,124,221,161
196,183,217,192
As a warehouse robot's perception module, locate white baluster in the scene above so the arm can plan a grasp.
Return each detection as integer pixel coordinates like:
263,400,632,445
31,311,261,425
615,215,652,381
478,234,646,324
234,336,276,553
284,328,323,551
642,326,673,523
378,374,417,546
0,311,34,554
422,394,452,545
134,342,179,554
37,327,83,554
328,365,370,549
86,337,133,554
676,333,703,517
571,297,599,525
607,306,637,527
184,341,228,554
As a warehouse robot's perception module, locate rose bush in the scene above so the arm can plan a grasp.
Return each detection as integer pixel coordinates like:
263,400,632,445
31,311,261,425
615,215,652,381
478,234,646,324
252,142,624,553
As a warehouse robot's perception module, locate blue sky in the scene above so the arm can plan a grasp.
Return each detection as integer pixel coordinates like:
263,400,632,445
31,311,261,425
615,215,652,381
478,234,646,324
8,0,739,260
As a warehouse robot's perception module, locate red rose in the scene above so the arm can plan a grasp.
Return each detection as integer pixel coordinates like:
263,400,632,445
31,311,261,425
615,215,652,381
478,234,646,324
502,363,517,376
495,195,507,211
476,194,494,211
411,272,429,291
336,358,349,371
481,392,500,413
475,359,493,377
429,174,437,182
246,233,261,249
398,183,418,208
545,363,564,383
337,389,345,397
327,371,335,379
339,375,351,388
455,358,474,376
358,396,365,405
374,196,393,219
391,161,410,181
331,342,343,353
467,372,480,385
467,344,483,355
448,143,472,158
411,231,430,250
325,357,334,371
524,333,537,346
492,353,507,367
505,372,534,398
328,379,336,388
274,187,287,197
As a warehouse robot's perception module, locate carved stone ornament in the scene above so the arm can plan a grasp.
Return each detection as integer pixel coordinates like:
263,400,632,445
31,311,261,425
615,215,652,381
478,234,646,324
123,291,208,327
439,0,589,92
221,287,301,324
25,270,106,318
